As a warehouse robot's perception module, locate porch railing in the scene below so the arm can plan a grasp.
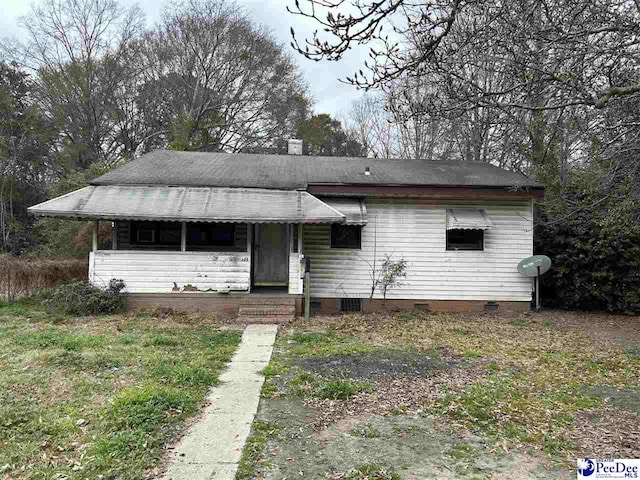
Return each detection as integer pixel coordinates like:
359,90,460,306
90,250,250,293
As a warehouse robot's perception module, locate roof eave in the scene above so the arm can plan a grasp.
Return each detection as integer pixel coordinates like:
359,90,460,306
307,183,544,199
307,182,544,189
28,209,346,224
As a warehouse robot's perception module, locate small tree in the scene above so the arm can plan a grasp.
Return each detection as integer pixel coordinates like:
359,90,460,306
370,254,408,303
359,218,408,305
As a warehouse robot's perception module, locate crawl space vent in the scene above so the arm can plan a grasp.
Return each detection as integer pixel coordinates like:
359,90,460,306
339,298,362,312
485,301,499,312
310,298,321,313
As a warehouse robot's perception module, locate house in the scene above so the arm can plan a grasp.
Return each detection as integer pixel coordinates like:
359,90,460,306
28,140,543,319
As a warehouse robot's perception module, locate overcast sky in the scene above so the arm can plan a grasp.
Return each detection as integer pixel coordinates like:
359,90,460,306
0,0,366,118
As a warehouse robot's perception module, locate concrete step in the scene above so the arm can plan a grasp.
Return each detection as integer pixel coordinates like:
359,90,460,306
238,306,295,316
240,297,296,306
236,315,293,324
236,296,296,324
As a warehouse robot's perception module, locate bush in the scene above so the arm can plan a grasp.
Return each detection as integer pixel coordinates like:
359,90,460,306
536,204,640,314
0,256,88,300
42,279,127,315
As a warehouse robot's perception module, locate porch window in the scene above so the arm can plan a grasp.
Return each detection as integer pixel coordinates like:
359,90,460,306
446,229,484,251
136,227,155,244
129,221,181,249
331,224,361,249
187,223,236,248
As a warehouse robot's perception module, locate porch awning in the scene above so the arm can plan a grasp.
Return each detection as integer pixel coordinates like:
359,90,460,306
321,197,367,225
446,208,493,230
28,185,346,224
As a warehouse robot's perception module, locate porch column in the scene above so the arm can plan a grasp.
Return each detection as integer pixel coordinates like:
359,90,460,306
181,222,186,252
290,223,303,254
289,224,295,253
246,223,252,293
92,220,98,252
246,223,253,255
112,221,118,250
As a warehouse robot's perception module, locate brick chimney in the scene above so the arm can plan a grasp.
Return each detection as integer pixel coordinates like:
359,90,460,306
288,139,303,155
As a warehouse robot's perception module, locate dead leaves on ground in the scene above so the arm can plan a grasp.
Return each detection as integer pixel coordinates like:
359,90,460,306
283,311,640,462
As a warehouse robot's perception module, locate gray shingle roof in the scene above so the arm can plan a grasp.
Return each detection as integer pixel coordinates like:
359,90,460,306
91,150,540,190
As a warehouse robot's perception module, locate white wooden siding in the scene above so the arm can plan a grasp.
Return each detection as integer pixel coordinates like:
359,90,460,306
303,199,533,301
90,251,250,293
288,253,304,295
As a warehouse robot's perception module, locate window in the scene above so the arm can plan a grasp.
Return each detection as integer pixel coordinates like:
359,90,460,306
157,225,181,245
331,224,362,249
129,221,181,248
187,223,235,248
446,229,484,251
136,227,155,244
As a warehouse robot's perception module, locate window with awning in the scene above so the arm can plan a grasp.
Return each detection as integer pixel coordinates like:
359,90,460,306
446,209,492,251
321,197,367,225
446,209,493,230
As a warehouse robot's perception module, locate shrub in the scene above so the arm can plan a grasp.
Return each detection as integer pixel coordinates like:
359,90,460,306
42,278,127,315
0,256,87,300
536,207,640,313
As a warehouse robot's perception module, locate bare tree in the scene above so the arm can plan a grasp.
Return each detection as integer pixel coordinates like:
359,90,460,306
290,0,640,111
8,0,146,168
385,79,451,161
140,0,309,153
344,94,399,158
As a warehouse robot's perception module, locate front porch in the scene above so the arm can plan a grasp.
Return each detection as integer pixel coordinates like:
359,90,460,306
90,221,305,295
28,184,366,317
89,220,306,319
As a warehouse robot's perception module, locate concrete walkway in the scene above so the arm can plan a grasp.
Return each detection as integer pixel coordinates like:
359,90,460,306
163,324,278,480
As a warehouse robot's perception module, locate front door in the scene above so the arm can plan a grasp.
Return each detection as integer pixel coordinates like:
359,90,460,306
253,224,288,286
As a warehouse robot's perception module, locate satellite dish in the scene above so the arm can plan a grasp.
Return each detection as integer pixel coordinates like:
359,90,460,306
518,255,551,311
518,255,551,277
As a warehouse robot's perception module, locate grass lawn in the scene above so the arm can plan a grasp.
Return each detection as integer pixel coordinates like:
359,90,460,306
239,310,640,480
0,302,242,480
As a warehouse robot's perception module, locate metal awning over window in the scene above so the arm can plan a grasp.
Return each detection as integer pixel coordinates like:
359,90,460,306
28,186,346,224
446,208,493,230
320,197,367,225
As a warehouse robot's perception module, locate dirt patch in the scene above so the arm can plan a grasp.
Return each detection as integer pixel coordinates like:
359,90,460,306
314,415,370,443
251,311,640,478
299,350,457,379
489,456,570,480
306,366,487,430
257,400,570,479
583,385,640,414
